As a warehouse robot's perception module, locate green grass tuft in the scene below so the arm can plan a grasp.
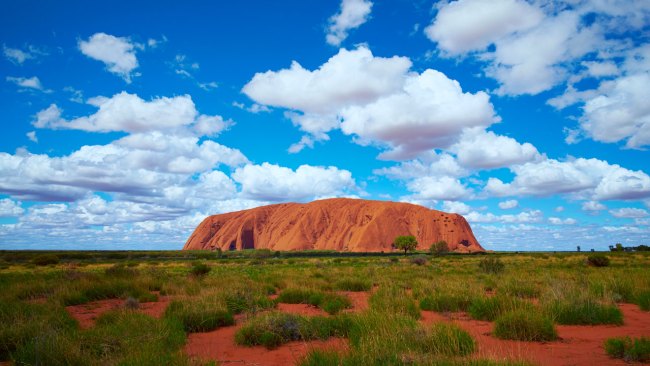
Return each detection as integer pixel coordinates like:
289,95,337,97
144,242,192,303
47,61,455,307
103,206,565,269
493,310,557,342
544,299,623,325
164,300,234,332
604,336,650,362
334,278,372,292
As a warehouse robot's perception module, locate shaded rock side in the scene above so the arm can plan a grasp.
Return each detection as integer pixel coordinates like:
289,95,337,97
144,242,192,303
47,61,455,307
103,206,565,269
183,198,484,253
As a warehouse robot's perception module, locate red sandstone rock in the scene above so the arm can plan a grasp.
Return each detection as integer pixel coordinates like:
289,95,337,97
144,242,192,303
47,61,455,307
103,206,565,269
183,198,483,253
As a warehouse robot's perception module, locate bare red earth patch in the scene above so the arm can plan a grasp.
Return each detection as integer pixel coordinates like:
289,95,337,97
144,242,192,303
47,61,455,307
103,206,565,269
185,320,347,365
421,303,650,365
65,295,170,328
340,291,370,313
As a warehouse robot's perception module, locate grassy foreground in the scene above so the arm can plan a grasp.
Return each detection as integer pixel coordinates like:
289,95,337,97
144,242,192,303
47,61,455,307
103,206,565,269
0,250,649,365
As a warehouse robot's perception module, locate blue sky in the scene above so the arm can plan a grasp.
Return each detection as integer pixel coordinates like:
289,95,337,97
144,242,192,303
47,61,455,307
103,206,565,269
1,0,649,251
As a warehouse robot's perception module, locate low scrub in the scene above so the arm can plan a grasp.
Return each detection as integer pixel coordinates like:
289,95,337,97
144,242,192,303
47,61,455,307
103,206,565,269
235,312,351,349
420,292,473,312
0,301,77,361
493,310,557,342
164,300,234,332
636,291,650,311
424,322,475,356
587,254,610,267
544,298,623,325
468,296,530,321
478,257,505,274
369,286,420,320
334,278,372,292
604,336,650,362
224,288,275,314
31,254,59,266
189,262,211,277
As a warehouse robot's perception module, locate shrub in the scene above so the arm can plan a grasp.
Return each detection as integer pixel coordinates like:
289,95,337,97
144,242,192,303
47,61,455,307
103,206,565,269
123,297,140,310
604,336,650,362
369,286,420,320
637,291,650,311
105,263,137,277
544,298,623,325
320,293,352,315
276,288,318,304
469,296,529,321
224,288,275,314
235,312,351,349
189,262,211,277
164,300,234,332
420,292,473,312
410,256,428,266
587,254,610,267
430,240,449,256
424,322,475,356
299,349,342,366
335,278,372,292
478,257,505,274
493,310,557,341
31,254,59,266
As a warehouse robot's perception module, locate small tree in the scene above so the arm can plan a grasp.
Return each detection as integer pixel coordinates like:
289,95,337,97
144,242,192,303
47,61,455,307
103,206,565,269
577,245,581,252
394,235,418,254
430,240,449,256
615,243,624,252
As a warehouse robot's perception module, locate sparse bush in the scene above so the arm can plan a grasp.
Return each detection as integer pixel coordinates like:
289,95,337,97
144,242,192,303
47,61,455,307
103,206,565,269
123,297,140,310
478,257,504,274
410,255,428,266
224,288,274,314
430,240,449,256
299,349,342,366
604,336,650,362
164,300,233,332
335,278,372,292
189,262,211,277
420,292,473,312
587,254,610,267
637,291,650,311
423,322,475,356
31,254,59,266
235,312,351,349
544,298,623,325
493,310,557,341
469,296,530,321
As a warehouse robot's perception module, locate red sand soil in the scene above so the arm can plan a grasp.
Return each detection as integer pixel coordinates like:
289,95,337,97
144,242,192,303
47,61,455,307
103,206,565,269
185,314,347,365
421,303,650,365
184,290,371,365
184,198,483,253
65,295,171,329
340,291,370,313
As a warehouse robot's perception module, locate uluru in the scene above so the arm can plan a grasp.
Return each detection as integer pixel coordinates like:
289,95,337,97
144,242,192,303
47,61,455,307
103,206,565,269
183,198,483,253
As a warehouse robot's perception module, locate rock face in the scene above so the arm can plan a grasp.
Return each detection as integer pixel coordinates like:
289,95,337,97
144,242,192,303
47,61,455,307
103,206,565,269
183,198,483,253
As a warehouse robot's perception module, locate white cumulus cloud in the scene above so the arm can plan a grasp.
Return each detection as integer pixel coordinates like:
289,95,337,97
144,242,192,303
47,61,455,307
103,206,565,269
498,199,518,209
79,33,139,82
609,207,648,218
326,0,373,46
425,0,544,55
232,163,357,201
33,92,230,135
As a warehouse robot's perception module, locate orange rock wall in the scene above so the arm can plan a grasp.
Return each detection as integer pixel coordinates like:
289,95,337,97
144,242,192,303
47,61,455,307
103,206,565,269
183,198,483,253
